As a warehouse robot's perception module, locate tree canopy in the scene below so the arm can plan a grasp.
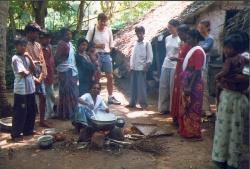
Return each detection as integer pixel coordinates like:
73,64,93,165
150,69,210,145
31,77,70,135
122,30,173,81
9,1,160,31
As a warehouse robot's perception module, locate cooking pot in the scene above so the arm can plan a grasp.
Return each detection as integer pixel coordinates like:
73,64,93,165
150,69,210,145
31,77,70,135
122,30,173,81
116,117,125,128
37,135,53,149
90,111,116,130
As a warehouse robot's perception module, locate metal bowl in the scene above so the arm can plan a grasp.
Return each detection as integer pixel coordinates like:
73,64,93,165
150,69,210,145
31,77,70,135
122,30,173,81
116,117,125,128
37,135,53,149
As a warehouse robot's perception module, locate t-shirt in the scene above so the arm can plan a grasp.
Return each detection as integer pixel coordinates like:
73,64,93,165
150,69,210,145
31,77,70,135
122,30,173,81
162,35,181,69
12,54,35,95
86,25,114,53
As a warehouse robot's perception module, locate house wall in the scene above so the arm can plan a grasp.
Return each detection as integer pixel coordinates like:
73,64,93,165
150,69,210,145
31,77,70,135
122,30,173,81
195,1,245,55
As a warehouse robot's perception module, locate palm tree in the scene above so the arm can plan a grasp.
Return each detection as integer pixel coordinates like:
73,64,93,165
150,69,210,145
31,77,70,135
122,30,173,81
0,1,11,117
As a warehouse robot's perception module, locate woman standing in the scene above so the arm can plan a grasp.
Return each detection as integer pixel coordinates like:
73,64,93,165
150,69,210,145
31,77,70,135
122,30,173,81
55,28,78,120
178,29,206,140
158,19,181,114
212,33,249,169
170,24,192,126
75,38,96,96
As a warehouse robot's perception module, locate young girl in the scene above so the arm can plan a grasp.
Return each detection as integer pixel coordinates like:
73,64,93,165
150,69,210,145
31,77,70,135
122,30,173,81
215,34,249,102
212,33,249,169
75,38,96,96
11,37,37,141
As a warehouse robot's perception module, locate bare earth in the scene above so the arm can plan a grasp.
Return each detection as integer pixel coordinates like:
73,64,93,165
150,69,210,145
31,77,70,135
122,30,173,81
0,78,249,169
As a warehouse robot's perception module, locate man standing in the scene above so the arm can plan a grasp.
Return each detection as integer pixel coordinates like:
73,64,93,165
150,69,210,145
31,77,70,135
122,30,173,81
86,13,121,105
25,22,50,127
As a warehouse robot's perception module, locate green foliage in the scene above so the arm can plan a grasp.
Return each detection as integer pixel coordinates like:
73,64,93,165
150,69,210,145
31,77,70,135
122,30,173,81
6,1,159,89
111,1,158,30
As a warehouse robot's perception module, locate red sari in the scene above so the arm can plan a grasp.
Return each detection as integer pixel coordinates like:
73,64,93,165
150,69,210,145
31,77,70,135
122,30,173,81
171,43,192,120
178,48,205,138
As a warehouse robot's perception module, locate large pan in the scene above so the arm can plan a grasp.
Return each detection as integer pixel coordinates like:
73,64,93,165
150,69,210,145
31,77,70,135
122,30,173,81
90,111,117,130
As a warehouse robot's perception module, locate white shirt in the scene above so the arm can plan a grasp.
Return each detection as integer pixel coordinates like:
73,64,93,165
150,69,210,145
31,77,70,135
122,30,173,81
162,35,181,69
130,40,153,71
86,25,114,53
12,55,35,95
79,93,108,112
242,52,249,75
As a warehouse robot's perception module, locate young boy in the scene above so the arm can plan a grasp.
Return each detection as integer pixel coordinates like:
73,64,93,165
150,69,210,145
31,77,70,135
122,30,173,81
11,37,37,141
126,26,153,110
39,30,56,120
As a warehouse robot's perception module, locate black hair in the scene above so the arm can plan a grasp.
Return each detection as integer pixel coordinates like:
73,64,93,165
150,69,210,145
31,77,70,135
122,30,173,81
223,33,245,53
135,26,145,34
187,29,205,41
14,37,28,46
97,13,108,21
24,22,41,34
168,19,180,27
91,82,102,89
77,37,88,49
199,20,211,32
177,24,190,33
231,31,249,51
59,27,71,38
87,42,95,52
40,29,51,38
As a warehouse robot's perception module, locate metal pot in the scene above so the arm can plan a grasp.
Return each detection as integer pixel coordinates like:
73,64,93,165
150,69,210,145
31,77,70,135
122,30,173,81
90,111,117,130
116,117,125,128
37,135,53,149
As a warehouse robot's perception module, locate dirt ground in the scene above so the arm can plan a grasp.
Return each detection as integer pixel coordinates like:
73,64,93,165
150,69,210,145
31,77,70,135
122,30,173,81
0,77,249,169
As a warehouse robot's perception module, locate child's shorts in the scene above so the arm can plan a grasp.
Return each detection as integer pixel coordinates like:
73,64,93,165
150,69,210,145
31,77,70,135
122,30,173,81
98,53,113,73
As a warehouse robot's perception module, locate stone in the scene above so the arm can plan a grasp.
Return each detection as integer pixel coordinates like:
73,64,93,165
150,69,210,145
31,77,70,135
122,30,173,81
91,132,105,148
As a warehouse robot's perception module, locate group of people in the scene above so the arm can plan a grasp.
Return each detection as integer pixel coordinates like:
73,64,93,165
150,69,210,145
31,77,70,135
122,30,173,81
10,12,249,169
125,18,249,169
162,20,248,169
10,13,121,140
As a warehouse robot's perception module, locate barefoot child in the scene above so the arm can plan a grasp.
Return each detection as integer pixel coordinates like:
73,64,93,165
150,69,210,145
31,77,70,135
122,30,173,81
212,33,249,169
126,26,153,110
11,37,37,141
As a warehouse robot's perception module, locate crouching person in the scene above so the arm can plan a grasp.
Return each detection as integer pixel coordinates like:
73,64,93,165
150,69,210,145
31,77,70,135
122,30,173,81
11,38,37,141
72,82,109,141
126,26,153,110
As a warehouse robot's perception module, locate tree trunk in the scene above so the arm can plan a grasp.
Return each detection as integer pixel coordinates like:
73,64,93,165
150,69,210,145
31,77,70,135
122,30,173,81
9,6,16,39
0,1,11,118
31,0,48,28
76,0,86,33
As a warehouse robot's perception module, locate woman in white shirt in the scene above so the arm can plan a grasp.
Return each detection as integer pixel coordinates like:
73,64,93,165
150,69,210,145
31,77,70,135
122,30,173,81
158,19,181,114
73,82,109,132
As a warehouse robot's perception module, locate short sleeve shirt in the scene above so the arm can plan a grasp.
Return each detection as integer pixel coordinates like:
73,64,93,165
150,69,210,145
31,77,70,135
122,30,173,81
12,55,35,95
